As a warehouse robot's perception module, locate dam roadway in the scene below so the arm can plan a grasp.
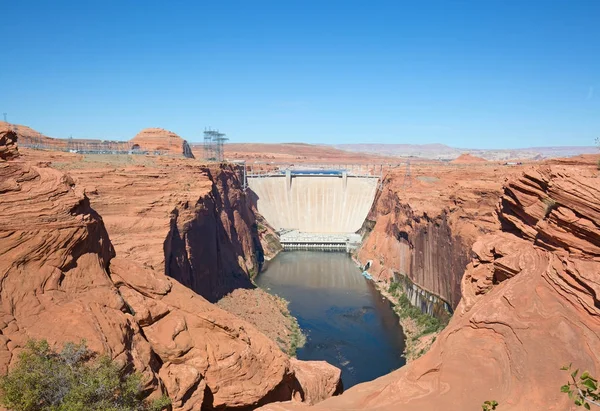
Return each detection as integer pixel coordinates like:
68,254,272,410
247,168,380,242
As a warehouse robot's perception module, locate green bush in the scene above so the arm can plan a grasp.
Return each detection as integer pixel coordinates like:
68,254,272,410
482,400,498,410
388,282,446,338
561,364,600,409
0,340,170,411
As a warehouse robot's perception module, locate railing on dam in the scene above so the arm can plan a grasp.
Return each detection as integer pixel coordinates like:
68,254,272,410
280,231,362,252
245,163,383,179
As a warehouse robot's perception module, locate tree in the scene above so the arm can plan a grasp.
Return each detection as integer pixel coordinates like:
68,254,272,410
0,340,170,411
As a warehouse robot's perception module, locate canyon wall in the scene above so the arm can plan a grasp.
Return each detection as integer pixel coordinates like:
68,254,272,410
131,128,195,158
58,158,263,302
163,165,263,301
261,159,600,411
1,128,340,410
357,164,516,308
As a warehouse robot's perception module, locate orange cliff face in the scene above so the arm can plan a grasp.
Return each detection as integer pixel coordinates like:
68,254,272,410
0,128,342,410
356,162,525,308
41,152,265,302
260,158,600,411
130,127,195,158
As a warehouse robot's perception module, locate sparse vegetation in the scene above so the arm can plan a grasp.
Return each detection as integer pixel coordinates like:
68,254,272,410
0,339,170,411
386,281,448,360
482,400,499,410
388,283,446,338
542,197,558,218
287,315,305,357
272,295,306,357
561,364,600,409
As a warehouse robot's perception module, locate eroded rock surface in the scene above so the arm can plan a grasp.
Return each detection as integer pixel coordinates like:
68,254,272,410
357,162,523,308
0,125,19,160
131,127,195,158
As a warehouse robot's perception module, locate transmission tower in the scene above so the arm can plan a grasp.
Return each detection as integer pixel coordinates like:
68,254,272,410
203,129,215,161
2,113,6,123
213,131,228,162
203,128,229,162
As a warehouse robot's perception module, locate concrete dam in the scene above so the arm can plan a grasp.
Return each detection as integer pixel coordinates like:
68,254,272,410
247,168,380,249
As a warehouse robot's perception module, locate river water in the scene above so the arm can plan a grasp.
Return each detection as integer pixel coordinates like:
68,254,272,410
255,251,406,389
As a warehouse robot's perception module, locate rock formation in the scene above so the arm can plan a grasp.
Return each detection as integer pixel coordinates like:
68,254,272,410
357,163,521,308
450,153,488,163
0,121,57,148
0,124,19,160
131,128,195,158
0,129,341,409
260,160,600,411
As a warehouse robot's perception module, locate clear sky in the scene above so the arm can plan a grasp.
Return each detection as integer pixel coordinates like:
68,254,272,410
2,0,599,148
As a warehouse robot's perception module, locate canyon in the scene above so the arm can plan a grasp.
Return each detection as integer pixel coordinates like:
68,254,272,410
0,125,342,410
264,156,600,410
1,122,599,411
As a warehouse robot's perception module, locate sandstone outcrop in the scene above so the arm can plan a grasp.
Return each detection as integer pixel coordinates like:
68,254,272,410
0,124,19,160
450,153,487,163
0,121,57,148
1,132,341,409
261,160,600,411
49,156,260,303
131,128,195,158
357,163,523,308
22,145,289,354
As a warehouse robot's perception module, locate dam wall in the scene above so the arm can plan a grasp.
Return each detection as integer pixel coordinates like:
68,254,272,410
248,174,379,233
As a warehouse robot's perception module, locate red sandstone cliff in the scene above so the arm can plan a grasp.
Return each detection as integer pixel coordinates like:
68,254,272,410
357,163,520,308
261,160,600,411
0,128,340,409
131,128,195,158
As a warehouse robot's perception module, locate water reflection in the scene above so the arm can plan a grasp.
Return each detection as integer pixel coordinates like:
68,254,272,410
256,251,406,389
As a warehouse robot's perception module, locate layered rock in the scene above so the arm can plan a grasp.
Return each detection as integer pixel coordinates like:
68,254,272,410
22,146,290,353
0,124,19,160
164,164,262,301
0,129,157,388
261,160,600,411
357,163,520,308
131,128,195,158
1,131,341,409
500,165,600,257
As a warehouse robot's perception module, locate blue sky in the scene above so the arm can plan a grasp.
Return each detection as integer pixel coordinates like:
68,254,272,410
2,0,599,148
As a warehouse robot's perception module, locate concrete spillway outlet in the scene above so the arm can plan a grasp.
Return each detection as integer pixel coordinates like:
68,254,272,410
247,174,379,234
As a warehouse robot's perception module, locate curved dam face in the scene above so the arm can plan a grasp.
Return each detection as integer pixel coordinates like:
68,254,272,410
247,173,379,233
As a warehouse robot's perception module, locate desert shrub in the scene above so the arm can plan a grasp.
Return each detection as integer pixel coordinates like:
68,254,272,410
482,400,498,410
393,290,445,337
388,281,402,296
541,197,557,218
0,340,170,411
